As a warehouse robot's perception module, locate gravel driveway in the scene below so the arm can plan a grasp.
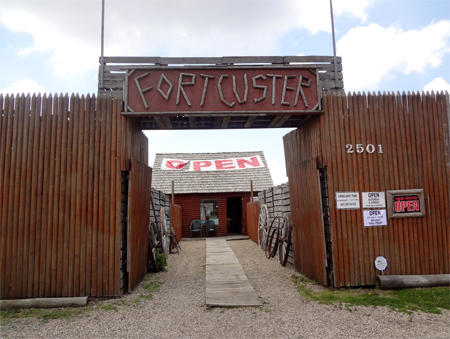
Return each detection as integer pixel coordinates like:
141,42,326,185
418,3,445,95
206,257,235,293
2,239,449,338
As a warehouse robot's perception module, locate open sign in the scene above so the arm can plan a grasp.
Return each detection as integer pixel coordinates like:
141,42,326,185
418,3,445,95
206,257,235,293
161,156,264,172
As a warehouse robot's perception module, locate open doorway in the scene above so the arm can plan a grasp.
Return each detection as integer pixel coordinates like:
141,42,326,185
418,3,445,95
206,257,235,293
227,197,242,235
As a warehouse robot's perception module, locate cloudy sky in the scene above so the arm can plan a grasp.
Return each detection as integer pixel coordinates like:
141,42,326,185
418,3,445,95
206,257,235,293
1,0,449,185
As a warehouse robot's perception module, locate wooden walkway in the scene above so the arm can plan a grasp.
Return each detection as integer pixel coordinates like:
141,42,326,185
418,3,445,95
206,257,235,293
205,238,262,307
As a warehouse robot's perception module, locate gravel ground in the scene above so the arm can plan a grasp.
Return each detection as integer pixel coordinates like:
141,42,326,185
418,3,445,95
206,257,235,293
2,239,449,339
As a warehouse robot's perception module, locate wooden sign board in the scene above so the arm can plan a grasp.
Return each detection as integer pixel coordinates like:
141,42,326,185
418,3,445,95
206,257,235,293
386,189,425,219
124,66,321,116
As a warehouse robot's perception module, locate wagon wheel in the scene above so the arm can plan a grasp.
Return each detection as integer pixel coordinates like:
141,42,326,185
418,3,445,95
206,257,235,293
147,223,159,272
169,226,181,254
265,216,283,259
258,204,269,250
160,207,170,256
278,215,293,266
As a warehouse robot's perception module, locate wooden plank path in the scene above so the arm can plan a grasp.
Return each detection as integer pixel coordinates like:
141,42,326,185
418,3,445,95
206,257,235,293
205,238,262,307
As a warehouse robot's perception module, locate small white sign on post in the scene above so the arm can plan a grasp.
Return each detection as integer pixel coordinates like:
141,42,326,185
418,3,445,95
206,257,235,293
374,256,388,271
335,192,360,209
363,210,387,226
362,192,386,208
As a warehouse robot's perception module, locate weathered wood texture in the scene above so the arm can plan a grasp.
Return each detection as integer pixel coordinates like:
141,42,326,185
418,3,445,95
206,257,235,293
150,188,170,228
246,202,259,244
205,238,262,307
128,158,152,292
283,117,326,284
170,203,182,243
0,297,88,310
258,183,294,266
377,274,450,289
284,91,450,287
0,94,149,298
99,55,343,93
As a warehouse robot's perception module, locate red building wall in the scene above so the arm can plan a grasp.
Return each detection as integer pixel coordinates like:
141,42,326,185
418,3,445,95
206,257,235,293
174,192,252,238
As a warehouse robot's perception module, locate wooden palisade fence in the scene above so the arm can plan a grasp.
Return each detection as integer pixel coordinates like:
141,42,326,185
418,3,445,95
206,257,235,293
0,93,150,298
284,91,450,287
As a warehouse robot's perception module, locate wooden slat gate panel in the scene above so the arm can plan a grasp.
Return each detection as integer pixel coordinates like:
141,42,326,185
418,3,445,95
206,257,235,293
127,158,152,292
170,203,182,243
284,91,450,287
246,202,259,244
0,93,149,298
284,116,327,285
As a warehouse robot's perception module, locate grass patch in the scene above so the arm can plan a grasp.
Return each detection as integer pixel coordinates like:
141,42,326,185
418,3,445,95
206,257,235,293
1,307,90,325
292,274,450,314
99,304,117,312
155,252,168,271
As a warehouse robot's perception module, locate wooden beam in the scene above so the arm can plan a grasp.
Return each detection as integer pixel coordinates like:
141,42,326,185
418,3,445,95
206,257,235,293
267,115,284,128
244,116,257,128
189,117,196,129
221,117,230,129
162,117,173,129
274,115,291,128
0,297,88,310
153,116,166,129
377,275,450,289
214,117,222,129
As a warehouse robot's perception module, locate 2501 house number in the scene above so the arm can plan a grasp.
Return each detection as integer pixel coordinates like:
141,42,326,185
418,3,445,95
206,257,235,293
346,144,383,154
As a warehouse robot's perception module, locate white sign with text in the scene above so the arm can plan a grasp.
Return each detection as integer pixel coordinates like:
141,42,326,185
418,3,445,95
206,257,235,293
335,192,360,209
363,209,388,226
362,192,386,208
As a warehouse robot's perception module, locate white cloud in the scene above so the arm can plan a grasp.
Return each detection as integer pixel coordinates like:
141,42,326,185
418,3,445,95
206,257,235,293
267,159,288,186
1,79,45,95
1,0,374,77
423,77,450,93
338,20,450,91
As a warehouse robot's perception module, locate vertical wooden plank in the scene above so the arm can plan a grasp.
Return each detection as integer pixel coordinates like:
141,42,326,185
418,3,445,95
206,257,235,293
62,94,74,297
435,92,449,273
0,93,5,297
13,94,31,297
397,92,412,275
74,94,85,296
56,93,69,296
410,92,427,274
85,94,96,296
80,94,90,297
103,97,112,295
109,96,118,296
47,94,59,296
406,93,420,274
390,93,407,275
114,97,123,295
1,95,13,297
343,93,363,285
354,92,372,284
27,94,41,296
322,92,339,287
335,92,351,286
423,93,440,274
97,95,107,296
38,94,52,297
346,92,363,286
429,92,447,273
91,95,101,297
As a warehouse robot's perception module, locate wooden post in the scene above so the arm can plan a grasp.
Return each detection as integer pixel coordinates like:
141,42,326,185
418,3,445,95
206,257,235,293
250,180,253,202
172,181,174,204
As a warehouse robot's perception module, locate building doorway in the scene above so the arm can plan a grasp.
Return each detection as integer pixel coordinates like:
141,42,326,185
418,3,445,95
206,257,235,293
226,197,242,235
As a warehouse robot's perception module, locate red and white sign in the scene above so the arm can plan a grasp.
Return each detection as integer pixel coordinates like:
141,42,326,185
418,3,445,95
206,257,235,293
161,156,264,172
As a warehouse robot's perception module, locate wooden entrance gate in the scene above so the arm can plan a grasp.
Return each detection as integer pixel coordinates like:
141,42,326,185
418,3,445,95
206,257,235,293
284,91,450,287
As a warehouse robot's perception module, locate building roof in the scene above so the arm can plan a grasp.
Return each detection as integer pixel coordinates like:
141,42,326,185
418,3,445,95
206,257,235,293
152,151,274,194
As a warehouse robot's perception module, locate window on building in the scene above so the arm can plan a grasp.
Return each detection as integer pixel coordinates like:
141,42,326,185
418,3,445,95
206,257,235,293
200,199,219,225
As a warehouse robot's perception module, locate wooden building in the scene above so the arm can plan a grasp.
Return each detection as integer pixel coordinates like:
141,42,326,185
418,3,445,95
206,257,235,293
151,152,274,237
